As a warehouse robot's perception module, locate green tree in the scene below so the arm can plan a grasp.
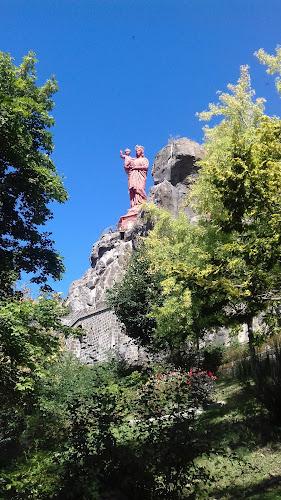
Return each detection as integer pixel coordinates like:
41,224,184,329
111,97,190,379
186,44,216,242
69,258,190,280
0,292,77,455
140,207,229,355
0,293,73,406
108,207,229,361
190,65,281,353
255,45,281,95
0,53,73,441
0,51,68,296
107,244,163,347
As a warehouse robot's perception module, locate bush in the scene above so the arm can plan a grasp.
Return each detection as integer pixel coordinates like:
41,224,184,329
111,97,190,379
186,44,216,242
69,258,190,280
202,344,224,374
0,451,61,500
139,368,217,417
0,357,216,499
56,371,212,500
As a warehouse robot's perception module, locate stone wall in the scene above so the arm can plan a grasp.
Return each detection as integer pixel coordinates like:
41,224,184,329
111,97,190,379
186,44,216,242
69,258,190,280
65,305,140,364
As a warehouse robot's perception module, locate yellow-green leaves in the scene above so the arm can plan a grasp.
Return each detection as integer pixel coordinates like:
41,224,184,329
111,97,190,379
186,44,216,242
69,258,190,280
255,45,281,96
197,66,265,130
109,50,281,357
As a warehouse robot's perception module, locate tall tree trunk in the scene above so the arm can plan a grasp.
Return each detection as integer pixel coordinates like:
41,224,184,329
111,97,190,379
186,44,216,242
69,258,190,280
247,316,256,362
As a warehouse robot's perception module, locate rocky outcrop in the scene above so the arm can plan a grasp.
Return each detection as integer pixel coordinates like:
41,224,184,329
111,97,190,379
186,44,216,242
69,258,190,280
66,138,204,316
65,233,132,315
147,138,204,220
152,138,203,185
65,138,204,362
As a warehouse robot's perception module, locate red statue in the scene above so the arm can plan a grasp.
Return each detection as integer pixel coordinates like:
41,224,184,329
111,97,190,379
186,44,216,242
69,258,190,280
119,145,149,230
120,145,149,208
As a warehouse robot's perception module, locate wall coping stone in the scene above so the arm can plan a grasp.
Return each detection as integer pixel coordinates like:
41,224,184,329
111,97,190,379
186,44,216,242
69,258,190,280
65,303,111,328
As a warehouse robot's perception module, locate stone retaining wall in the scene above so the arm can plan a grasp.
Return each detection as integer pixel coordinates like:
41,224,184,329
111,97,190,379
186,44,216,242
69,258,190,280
65,306,140,364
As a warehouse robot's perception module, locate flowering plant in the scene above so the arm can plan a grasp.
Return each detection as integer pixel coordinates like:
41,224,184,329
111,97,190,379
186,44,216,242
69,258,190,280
139,368,216,417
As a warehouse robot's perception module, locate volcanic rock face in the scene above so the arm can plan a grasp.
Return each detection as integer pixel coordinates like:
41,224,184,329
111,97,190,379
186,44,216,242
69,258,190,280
65,233,132,314
152,138,203,185
65,138,203,323
147,138,204,220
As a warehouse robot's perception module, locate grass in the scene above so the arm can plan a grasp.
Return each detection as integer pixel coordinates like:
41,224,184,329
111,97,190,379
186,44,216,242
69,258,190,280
191,377,281,499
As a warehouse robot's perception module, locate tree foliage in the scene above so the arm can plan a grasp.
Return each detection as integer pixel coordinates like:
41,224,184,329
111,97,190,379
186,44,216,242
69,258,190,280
255,45,281,95
0,53,73,439
3,47,281,500
0,293,74,407
107,245,163,347
190,66,281,345
140,207,231,352
0,51,68,295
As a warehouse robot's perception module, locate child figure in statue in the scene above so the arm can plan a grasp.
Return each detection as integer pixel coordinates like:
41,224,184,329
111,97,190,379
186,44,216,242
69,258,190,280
120,148,132,171
120,148,134,207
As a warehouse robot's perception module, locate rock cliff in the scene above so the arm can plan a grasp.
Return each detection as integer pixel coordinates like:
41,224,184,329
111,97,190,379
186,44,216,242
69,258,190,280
65,138,203,317
65,138,204,318
147,138,204,220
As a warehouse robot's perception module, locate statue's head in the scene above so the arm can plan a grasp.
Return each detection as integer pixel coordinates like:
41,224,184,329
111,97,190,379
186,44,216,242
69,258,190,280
135,145,144,157
124,148,131,155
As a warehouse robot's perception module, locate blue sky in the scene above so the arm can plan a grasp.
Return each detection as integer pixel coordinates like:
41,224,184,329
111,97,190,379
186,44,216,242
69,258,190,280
1,0,281,297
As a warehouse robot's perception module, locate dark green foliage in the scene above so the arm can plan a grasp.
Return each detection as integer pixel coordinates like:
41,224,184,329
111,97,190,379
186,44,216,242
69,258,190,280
0,356,214,499
0,296,78,463
0,52,73,459
0,51,68,295
55,363,212,500
202,344,224,375
107,245,163,347
236,342,281,422
2,356,281,499
56,391,118,500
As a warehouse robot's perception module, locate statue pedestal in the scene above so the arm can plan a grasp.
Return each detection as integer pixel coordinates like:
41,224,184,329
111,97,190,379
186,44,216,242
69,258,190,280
118,206,140,231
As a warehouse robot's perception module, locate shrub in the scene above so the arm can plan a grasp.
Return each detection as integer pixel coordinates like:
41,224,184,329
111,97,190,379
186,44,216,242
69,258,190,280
0,358,215,499
202,344,224,374
0,451,61,500
139,368,217,417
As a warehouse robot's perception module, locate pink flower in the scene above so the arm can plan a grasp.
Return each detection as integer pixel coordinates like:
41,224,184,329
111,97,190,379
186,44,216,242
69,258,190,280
158,409,161,412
